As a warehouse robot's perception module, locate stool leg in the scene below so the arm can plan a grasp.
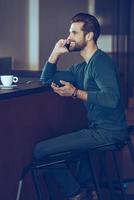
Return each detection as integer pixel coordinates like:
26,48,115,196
16,165,31,200
16,179,24,200
43,173,59,200
100,152,117,200
88,151,104,200
112,152,127,200
31,168,44,200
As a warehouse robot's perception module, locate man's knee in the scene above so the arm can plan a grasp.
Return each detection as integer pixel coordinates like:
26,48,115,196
33,142,45,161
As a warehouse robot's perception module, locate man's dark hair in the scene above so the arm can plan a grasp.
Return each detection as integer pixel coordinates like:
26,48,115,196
71,13,101,43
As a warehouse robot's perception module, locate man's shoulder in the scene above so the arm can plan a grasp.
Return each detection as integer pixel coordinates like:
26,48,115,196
91,49,115,65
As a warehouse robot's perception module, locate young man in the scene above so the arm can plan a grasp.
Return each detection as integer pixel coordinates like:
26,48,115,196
33,13,128,200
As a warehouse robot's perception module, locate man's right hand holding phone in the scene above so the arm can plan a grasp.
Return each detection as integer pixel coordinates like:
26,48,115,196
48,39,72,64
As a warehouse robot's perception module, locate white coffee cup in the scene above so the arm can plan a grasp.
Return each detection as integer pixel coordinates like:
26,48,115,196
0,75,18,87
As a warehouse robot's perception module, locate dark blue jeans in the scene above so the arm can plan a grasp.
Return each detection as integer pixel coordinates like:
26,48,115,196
33,127,127,198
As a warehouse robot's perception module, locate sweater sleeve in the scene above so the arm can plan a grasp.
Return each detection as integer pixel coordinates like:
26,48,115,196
40,62,57,83
40,61,77,86
87,56,120,108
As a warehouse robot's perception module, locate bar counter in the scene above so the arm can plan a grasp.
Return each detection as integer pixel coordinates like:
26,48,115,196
0,81,88,200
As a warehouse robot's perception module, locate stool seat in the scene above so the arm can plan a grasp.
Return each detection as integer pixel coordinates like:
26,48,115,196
32,150,84,169
91,137,131,151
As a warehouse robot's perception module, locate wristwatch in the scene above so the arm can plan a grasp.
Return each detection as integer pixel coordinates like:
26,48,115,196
72,88,78,99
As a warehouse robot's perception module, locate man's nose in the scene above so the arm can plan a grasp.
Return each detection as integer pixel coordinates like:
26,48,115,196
67,33,72,41
67,36,70,41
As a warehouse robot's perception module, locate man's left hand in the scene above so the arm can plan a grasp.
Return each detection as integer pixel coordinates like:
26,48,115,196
51,80,76,97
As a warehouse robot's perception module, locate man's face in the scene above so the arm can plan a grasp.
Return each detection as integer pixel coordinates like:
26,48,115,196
67,22,87,52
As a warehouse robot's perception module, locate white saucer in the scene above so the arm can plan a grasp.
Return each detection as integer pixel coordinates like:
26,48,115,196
0,84,17,90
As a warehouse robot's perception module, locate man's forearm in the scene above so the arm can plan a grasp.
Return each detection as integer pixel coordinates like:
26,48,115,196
40,62,57,82
48,39,68,64
76,89,88,101
48,52,60,64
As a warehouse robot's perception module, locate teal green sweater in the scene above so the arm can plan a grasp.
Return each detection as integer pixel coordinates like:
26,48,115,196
41,49,127,131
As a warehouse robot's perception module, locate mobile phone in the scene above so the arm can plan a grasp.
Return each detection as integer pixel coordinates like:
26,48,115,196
65,43,70,51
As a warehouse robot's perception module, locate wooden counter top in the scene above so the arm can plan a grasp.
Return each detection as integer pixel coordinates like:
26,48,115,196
0,81,50,100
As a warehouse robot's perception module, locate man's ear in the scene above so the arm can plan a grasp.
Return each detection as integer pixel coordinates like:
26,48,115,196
86,32,94,41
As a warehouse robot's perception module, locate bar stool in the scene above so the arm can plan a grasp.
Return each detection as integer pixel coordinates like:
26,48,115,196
16,151,96,200
16,125,134,200
89,134,134,200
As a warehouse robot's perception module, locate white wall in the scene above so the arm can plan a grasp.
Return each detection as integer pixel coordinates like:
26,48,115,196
0,0,29,69
0,0,88,70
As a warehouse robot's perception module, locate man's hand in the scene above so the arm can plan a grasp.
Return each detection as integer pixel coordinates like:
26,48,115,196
48,39,69,64
51,80,76,97
51,80,88,101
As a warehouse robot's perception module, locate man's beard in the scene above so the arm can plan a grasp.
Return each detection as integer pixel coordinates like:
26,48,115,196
69,41,87,52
